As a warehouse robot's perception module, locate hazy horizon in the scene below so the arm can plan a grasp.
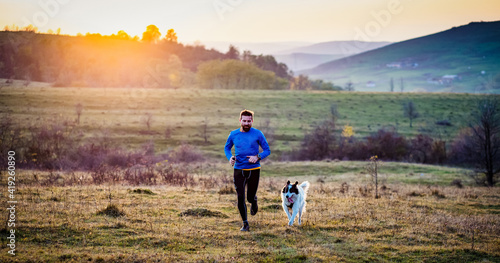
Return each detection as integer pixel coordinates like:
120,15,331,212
1,0,499,45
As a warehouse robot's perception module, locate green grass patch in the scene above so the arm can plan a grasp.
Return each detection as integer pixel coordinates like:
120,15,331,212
3,182,499,262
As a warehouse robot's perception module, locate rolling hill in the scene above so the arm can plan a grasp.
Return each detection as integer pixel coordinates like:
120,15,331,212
273,40,391,55
301,21,500,93
273,53,344,72
273,41,391,71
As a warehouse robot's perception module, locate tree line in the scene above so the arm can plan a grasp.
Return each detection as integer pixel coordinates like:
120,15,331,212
0,25,341,90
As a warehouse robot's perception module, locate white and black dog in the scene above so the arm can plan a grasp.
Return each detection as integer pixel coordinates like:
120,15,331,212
281,180,310,226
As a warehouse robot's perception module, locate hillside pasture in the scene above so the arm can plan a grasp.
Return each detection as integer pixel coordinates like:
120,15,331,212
1,83,500,262
0,84,492,159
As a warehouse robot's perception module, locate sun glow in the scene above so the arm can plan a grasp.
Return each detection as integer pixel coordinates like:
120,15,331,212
1,0,499,43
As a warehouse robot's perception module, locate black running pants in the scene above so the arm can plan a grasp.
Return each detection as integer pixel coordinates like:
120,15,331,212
233,169,260,222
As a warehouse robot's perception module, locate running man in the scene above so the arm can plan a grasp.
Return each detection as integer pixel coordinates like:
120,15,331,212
224,109,271,231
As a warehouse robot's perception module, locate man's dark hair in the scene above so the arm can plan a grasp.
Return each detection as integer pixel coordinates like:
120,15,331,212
240,109,254,120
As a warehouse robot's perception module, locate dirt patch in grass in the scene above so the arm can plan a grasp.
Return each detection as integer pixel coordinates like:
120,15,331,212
97,204,125,217
262,204,282,211
131,188,156,195
179,208,229,218
218,185,235,195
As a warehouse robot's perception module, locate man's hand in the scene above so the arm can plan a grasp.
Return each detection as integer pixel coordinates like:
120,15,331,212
247,155,260,164
229,156,236,166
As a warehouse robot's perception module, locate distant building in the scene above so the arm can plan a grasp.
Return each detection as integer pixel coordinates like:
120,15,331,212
442,75,458,79
386,62,402,69
366,81,376,87
428,75,460,85
442,75,458,84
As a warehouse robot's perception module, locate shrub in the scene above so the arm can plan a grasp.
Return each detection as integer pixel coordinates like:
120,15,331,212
169,143,204,163
451,179,463,188
335,138,370,161
431,189,446,199
124,165,156,185
408,134,433,163
218,185,235,195
97,204,125,217
157,164,195,187
365,128,409,161
339,182,349,194
436,120,452,126
296,120,336,160
407,191,425,197
24,121,79,170
430,140,447,164
0,115,23,171
196,59,282,90
90,165,122,184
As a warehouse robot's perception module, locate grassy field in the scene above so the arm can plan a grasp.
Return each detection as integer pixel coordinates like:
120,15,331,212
1,167,499,262
1,83,499,262
0,83,495,159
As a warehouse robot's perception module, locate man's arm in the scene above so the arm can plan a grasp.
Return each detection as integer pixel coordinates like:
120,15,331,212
258,131,271,160
224,133,234,161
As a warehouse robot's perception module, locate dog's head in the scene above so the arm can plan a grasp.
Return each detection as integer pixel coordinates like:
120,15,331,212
282,181,299,204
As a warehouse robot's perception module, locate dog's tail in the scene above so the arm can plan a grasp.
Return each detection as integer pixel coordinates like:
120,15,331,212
300,181,310,194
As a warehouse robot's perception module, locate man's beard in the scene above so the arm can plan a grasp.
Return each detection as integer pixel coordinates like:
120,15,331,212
242,125,251,132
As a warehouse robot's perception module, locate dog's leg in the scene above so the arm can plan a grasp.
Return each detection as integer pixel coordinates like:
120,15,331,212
282,203,292,221
289,208,299,226
298,206,303,225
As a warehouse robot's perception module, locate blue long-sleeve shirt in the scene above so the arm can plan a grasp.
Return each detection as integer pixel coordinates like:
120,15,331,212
224,127,271,170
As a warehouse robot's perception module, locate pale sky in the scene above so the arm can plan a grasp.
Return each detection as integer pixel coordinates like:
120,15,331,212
1,0,499,45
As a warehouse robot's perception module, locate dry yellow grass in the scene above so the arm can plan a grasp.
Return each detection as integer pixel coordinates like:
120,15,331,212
1,169,499,262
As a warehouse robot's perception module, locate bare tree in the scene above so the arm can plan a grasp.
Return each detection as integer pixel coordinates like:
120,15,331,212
365,155,381,199
75,103,83,124
142,112,153,131
330,103,339,122
201,116,210,144
463,98,500,186
344,81,355,91
259,118,275,146
164,126,172,139
403,100,420,128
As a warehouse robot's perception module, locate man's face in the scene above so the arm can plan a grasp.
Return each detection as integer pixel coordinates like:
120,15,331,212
240,115,253,132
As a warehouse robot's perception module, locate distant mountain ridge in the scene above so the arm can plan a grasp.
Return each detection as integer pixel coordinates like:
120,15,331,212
301,21,500,93
202,40,392,71
272,40,391,71
273,40,391,55
201,41,313,55
273,53,344,72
